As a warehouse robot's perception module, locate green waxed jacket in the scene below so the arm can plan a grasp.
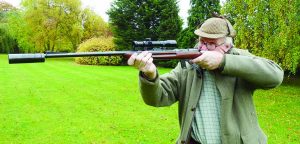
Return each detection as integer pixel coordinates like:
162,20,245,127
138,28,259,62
139,48,284,144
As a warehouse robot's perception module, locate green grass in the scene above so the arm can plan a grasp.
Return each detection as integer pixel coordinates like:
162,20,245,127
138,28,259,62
0,54,299,144
254,76,300,143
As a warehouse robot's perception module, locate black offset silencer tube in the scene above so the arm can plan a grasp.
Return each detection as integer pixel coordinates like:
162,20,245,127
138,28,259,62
8,53,45,64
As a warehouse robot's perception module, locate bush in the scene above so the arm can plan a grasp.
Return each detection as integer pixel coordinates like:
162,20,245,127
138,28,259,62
157,60,179,68
75,37,122,65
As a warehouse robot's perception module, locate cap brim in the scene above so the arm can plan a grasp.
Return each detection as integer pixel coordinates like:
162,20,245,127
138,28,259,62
194,29,226,39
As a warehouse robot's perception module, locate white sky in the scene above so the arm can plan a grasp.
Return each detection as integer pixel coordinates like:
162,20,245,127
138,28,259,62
1,0,191,26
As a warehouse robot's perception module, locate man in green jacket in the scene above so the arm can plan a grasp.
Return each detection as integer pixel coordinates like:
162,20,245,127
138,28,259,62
127,17,283,144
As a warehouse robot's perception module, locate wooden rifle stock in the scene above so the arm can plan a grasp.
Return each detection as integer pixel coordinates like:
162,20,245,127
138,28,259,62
8,49,202,64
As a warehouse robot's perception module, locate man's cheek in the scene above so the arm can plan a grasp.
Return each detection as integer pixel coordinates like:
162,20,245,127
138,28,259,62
218,45,230,53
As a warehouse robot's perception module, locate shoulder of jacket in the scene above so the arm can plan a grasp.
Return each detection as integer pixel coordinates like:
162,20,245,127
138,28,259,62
229,48,252,56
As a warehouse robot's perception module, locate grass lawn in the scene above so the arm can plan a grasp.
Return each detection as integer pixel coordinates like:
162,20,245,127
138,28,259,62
0,54,299,144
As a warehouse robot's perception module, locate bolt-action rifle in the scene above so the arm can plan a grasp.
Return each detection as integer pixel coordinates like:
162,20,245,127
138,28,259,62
8,39,202,64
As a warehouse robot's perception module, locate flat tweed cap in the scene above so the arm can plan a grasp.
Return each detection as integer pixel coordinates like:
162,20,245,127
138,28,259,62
194,17,236,38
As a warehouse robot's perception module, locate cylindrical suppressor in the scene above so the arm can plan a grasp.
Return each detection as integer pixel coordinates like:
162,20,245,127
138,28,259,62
8,49,202,64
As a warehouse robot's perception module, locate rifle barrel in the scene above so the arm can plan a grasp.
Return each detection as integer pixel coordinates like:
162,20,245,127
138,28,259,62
8,49,201,64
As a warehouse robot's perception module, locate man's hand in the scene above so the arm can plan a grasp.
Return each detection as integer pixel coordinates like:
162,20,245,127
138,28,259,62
127,51,157,80
191,51,224,70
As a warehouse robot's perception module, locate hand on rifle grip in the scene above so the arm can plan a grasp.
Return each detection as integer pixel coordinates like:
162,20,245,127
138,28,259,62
191,51,224,70
127,51,157,80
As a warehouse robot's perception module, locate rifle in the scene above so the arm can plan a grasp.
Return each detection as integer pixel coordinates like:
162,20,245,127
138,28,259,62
8,40,202,64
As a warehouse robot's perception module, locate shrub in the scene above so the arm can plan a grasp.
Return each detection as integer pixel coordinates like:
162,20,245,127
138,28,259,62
157,60,179,68
75,37,122,65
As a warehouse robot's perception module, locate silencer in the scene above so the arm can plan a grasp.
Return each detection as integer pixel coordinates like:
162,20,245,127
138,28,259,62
8,53,45,64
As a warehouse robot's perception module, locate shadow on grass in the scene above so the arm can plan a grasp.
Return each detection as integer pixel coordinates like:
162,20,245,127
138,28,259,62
283,74,300,87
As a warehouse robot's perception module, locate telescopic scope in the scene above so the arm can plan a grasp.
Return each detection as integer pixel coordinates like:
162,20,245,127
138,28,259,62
132,39,177,50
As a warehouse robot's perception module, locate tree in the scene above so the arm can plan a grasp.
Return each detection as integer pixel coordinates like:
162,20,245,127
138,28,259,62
177,0,220,48
7,11,35,53
81,8,111,42
107,0,182,50
222,0,299,74
20,0,83,52
0,1,18,53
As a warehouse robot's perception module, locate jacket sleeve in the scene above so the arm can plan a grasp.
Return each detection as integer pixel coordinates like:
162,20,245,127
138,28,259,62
138,63,182,107
222,50,284,89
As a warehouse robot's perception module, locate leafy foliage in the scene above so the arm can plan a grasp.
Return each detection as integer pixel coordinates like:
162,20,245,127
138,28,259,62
157,60,179,68
4,0,111,53
7,11,35,53
20,0,83,52
0,1,18,53
107,0,182,50
81,8,112,42
0,1,16,11
75,37,122,65
177,0,220,48
0,23,18,53
222,0,300,73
